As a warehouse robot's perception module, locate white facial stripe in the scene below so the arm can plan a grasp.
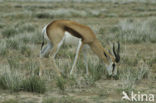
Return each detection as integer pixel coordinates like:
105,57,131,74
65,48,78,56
106,62,113,75
113,66,117,76
106,62,118,76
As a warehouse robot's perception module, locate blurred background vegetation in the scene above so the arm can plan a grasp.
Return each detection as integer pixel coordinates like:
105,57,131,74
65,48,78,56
0,0,156,103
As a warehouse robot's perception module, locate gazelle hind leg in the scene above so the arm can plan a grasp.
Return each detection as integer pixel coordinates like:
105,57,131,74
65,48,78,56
52,36,65,58
39,38,64,76
39,42,53,76
39,58,47,76
40,42,53,58
48,36,65,76
70,39,83,75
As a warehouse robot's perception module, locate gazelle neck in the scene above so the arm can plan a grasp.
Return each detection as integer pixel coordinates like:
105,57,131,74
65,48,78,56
89,39,115,65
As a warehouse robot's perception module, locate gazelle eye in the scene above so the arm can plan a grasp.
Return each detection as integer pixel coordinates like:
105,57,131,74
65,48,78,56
112,63,115,72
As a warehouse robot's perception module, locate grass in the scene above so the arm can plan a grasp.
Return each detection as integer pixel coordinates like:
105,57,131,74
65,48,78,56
1,27,18,38
110,18,156,43
121,57,138,66
43,96,88,103
2,99,19,103
88,61,107,82
55,59,107,90
6,39,19,49
148,56,156,66
0,70,22,92
119,64,150,93
20,45,32,57
0,23,5,28
0,1,156,103
30,31,42,44
0,71,46,93
18,23,36,33
21,75,46,93
0,40,8,57
7,57,20,70
0,64,45,93
35,12,54,19
56,77,66,92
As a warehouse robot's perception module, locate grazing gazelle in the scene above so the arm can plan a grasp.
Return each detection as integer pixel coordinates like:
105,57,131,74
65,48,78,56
40,20,120,76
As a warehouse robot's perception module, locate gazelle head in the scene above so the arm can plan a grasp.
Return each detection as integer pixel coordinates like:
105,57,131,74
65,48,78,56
105,42,120,77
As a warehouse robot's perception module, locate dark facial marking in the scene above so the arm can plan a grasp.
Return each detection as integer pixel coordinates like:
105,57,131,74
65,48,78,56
104,52,107,58
112,63,115,72
64,26,83,40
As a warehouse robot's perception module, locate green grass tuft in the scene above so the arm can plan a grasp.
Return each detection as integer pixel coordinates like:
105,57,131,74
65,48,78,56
0,69,45,93
43,96,88,103
2,27,18,38
21,75,46,93
20,45,32,57
0,41,8,57
109,18,156,43
56,77,66,91
6,39,19,49
2,99,19,103
35,12,53,19
0,71,22,92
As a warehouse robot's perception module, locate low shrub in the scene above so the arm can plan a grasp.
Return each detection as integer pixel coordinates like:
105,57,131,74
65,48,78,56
2,27,18,38
110,18,156,43
56,77,66,91
2,99,19,103
0,71,22,92
6,39,19,49
35,13,53,19
0,69,46,93
43,96,87,103
0,41,8,57
21,75,46,93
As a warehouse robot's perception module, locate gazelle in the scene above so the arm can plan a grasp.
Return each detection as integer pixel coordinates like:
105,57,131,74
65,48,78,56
40,20,120,76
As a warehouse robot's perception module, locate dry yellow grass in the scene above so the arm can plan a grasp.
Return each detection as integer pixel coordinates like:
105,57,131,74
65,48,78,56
0,1,156,103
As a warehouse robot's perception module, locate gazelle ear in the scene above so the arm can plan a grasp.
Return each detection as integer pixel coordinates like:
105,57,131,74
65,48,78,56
108,49,113,55
104,52,108,58
108,41,114,56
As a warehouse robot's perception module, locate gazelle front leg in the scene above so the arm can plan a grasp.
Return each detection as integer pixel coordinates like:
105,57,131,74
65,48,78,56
39,41,64,77
82,45,89,75
70,39,83,75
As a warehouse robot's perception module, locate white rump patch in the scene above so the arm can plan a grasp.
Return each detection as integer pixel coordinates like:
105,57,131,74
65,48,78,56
42,24,49,41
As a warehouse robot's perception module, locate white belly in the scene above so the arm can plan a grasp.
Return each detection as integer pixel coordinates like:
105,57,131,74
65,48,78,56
64,32,80,45
64,32,90,49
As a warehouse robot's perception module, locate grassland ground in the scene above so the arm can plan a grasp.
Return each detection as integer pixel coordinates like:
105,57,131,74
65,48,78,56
0,1,156,103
